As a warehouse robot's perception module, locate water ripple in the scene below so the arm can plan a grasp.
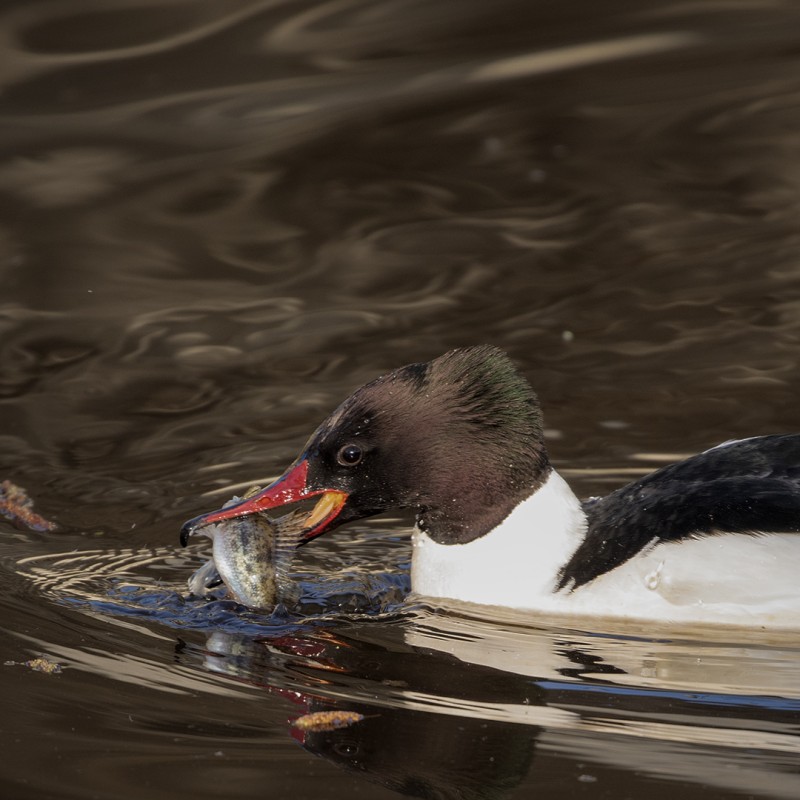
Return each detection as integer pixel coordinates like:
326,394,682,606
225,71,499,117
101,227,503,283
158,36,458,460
13,524,411,635
0,0,279,64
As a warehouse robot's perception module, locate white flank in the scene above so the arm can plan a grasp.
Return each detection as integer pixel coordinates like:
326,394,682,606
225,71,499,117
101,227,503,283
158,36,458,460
411,470,800,629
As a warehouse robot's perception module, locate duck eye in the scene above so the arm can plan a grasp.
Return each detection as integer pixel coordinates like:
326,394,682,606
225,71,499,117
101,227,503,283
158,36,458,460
337,444,363,466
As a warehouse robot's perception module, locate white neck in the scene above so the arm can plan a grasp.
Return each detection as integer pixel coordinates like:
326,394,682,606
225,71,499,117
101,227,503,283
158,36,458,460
411,469,586,609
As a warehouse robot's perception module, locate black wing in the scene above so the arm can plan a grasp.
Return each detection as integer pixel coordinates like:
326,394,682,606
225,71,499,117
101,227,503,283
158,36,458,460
557,434,800,591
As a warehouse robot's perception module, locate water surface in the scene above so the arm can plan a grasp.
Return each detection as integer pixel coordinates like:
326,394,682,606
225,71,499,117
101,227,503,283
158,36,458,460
2,1,800,798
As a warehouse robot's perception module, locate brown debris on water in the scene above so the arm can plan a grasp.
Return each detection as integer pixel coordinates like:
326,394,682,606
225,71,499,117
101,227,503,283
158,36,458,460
0,480,57,531
292,710,365,733
5,657,63,674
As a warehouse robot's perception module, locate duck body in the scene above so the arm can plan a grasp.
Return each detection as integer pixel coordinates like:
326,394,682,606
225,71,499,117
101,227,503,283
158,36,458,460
412,450,800,627
181,346,800,629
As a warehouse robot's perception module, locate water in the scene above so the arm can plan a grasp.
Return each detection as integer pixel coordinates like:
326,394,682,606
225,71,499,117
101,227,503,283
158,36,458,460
2,0,800,797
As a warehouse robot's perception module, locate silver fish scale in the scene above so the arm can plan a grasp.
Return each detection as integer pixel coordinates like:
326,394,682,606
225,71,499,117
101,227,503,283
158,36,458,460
212,514,279,608
188,488,307,610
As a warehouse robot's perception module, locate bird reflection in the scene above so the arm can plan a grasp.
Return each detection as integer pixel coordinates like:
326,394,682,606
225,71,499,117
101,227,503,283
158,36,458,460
190,627,542,800
177,619,800,800
296,704,534,800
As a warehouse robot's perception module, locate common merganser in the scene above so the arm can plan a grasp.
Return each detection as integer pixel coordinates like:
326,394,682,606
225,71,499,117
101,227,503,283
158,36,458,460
181,346,800,627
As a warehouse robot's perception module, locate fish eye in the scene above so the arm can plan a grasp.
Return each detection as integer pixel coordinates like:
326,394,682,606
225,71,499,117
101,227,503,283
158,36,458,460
337,444,363,466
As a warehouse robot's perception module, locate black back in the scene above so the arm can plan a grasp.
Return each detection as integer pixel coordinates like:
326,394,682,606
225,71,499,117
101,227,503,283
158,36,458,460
558,434,800,591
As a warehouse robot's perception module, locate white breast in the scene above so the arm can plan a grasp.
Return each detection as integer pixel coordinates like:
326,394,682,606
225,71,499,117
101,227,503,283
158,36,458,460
410,469,800,629
411,470,586,609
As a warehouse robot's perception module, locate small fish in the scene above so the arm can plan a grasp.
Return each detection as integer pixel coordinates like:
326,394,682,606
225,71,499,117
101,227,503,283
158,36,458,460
186,487,307,610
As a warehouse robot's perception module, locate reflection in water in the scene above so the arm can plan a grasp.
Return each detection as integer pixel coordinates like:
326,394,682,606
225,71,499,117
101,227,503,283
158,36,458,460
301,705,536,800
4,0,800,798
185,617,800,800
12,536,800,799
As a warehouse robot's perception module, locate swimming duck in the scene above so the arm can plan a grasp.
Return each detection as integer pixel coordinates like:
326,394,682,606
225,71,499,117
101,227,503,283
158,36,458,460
181,345,800,627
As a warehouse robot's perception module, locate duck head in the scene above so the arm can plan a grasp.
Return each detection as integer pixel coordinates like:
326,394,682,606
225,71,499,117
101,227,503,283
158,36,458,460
180,345,550,547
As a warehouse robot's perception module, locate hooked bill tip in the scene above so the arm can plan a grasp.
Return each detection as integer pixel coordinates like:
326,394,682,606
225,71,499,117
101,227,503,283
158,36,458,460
179,515,206,547
179,522,192,547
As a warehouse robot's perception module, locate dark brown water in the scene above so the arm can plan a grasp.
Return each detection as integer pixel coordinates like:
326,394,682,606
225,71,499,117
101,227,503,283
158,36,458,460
2,1,800,798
